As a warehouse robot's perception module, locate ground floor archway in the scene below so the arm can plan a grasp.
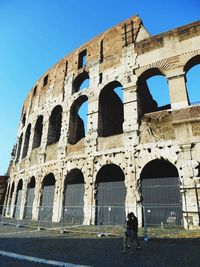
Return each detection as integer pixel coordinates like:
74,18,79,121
95,164,126,225
140,159,183,226
39,173,55,221
24,177,35,219
63,169,85,224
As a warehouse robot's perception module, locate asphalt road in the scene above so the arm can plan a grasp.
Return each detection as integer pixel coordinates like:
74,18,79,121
0,227,199,267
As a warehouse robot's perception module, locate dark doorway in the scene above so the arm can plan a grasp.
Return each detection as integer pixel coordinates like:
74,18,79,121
24,177,35,219
63,169,85,224
140,159,183,226
14,180,23,218
39,173,55,221
95,164,126,225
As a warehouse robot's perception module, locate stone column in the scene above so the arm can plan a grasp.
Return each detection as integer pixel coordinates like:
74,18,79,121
32,177,42,221
123,80,139,148
52,171,63,222
167,69,189,109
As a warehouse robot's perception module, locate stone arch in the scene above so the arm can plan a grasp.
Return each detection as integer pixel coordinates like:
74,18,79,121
139,158,182,226
39,173,55,221
184,55,200,105
22,124,31,159
32,116,43,149
137,68,170,116
47,105,62,146
95,163,126,225
98,81,124,137
24,176,35,219
62,168,85,224
14,179,23,218
68,95,88,144
72,71,90,93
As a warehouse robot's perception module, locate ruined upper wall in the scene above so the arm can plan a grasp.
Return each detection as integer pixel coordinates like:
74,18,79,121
135,20,200,55
21,15,148,116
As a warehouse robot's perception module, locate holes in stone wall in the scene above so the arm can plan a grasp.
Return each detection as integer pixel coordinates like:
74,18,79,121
33,86,37,96
99,39,104,63
98,81,124,137
43,74,49,87
78,49,87,69
184,55,200,105
32,116,43,149
68,95,88,144
22,124,31,159
47,105,62,146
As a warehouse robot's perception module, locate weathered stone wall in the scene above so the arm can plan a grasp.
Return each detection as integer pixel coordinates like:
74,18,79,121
5,16,200,228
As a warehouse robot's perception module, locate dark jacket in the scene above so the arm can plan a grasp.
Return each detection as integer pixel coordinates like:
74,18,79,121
127,216,138,232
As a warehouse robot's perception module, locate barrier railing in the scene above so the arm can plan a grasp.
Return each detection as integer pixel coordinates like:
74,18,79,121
0,205,199,239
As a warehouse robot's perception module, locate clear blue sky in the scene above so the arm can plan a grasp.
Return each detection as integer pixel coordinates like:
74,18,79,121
0,0,199,174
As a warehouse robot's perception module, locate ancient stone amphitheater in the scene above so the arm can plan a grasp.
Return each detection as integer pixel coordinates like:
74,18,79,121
4,15,200,229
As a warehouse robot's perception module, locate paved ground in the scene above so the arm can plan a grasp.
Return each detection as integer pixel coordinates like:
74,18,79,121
0,226,199,267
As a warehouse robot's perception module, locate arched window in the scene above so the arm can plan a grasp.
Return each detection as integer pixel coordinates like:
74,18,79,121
137,68,170,117
72,71,90,93
32,116,43,149
7,182,14,216
22,124,31,159
184,55,200,105
98,81,124,137
63,169,85,223
15,133,23,163
47,105,62,145
95,164,126,225
68,95,88,144
140,159,182,226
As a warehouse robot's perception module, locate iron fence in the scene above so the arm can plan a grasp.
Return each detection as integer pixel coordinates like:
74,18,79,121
0,204,199,239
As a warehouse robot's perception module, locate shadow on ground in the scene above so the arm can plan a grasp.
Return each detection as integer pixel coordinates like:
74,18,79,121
0,233,199,267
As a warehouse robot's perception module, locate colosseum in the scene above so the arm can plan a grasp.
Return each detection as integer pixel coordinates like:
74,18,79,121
4,15,200,229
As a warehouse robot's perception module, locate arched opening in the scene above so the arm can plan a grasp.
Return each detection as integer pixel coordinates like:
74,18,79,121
68,95,88,144
15,134,23,163
14,179,23,218
140,159,182,226
72,71,90,93
24,177,35,219
137,68,171,118
95,164,126,225
32,116,43,149
22,113,26,127
47,105,62,146
98,81,124,137
184,55,200,105
63,169,85,224
22,124,31,159
39,173,55,221
7,182,14,216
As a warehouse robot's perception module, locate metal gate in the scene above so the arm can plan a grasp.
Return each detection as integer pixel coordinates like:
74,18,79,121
24,188,35,219
96,181,126,225
63,183,84,224
39,185,55,221
142,177,183,226
14,190,22,218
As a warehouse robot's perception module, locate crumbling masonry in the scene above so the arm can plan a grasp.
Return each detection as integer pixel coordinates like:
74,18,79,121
4,16,200,228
